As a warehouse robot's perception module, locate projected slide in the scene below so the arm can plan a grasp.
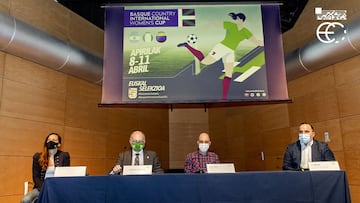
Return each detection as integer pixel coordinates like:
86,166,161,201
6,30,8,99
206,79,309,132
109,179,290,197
102,3,289,104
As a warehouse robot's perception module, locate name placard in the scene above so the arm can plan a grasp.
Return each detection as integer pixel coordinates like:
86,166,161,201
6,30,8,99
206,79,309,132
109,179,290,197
122,165,153,175
308,161,340,171
206,163,236,174
54,166,87,177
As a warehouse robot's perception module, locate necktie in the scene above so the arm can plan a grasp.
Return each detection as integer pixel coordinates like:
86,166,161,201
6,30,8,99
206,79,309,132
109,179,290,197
135,153,140,165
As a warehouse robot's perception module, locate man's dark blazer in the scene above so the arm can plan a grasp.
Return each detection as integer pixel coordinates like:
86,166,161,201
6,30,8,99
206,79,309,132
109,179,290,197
282,139,335,170
114,150,164,174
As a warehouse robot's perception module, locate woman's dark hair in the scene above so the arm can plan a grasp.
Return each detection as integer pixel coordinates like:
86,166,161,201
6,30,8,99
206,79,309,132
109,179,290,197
39,133,62,170
43,132,62,147
229,12,246,21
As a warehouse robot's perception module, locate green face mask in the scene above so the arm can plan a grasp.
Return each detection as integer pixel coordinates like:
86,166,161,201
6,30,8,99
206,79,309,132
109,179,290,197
131,141,145,152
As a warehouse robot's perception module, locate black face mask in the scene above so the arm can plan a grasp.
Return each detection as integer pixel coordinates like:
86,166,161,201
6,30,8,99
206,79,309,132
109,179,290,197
46,141,58,149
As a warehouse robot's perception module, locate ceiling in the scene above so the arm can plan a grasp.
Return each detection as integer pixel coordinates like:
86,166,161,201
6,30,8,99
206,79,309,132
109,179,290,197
56,0,308,33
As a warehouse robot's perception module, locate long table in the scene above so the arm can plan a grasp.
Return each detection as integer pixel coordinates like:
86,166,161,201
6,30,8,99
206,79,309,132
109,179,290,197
37,171,351,203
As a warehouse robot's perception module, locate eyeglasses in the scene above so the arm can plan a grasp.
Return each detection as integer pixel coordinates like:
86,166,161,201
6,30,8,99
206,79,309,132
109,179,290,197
299,130,312,133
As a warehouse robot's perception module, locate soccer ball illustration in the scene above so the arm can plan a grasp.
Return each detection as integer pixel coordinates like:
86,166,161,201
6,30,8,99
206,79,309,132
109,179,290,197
187,34,197,44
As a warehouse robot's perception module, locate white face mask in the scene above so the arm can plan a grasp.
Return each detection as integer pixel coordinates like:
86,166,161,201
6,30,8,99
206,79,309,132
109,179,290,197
198,143,209,153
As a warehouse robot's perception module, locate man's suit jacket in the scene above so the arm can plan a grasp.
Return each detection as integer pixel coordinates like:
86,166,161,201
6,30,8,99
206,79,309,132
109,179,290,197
282,139,335,170
115,150,163,174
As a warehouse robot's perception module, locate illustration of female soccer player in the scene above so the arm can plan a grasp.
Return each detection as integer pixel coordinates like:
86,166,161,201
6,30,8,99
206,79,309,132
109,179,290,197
177,12,264,100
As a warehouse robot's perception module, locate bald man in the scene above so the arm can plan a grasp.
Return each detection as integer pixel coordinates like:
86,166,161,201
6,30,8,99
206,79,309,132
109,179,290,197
184,132,220,173
110,130,163,174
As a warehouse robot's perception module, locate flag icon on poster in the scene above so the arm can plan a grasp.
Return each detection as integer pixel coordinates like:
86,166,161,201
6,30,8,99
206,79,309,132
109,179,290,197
183,20,195,26
129,32,140,43
179,9,195,27
183,9,195,16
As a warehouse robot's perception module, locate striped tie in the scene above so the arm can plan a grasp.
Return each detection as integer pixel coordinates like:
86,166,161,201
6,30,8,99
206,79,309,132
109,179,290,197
135,153,140,165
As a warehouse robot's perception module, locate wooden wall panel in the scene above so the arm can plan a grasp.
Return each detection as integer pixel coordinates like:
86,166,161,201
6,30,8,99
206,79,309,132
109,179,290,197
349,185,360,203
0,196,22,203
158,144,170,168
0,157,31,196
70,157,107,176
169,108,208,123
0,77,2,103
106,108,140,133
169,108,208,169
244,133,263,156
4,55,67,93
1,55,67,124
288,88,339,126
223,113,245,159
10,0,70,41
224,108,245,135
264,155,283,171
333,55,360,86
287,67,335,98
259,104,289,131
242,133,264,171
231,156,246,172
289,125,300,141
107,132,133,159
263,128,291,157
65,77,107,131
68,12,104,56
0,0,10,14
341,115,360,152
0,52,4,77
222,135,244,170
1,79,65,124
337,80,360,117
208,107,230,162
136,108,170,169
242,108,264,134
0,116,64,156
344,151,360,185
0,52,3,105
138,108,169,140
238,106,264,134
262,128,291,170
64,127,106,159
245,151,265,171
333,151,346,171
311,119,343,152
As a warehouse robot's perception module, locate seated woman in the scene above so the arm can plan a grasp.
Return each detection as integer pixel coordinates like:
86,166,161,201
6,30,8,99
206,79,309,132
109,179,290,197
21,133,70,203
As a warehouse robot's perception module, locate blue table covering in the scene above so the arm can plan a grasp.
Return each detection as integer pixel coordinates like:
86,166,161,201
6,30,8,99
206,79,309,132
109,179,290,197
37,171,351,203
